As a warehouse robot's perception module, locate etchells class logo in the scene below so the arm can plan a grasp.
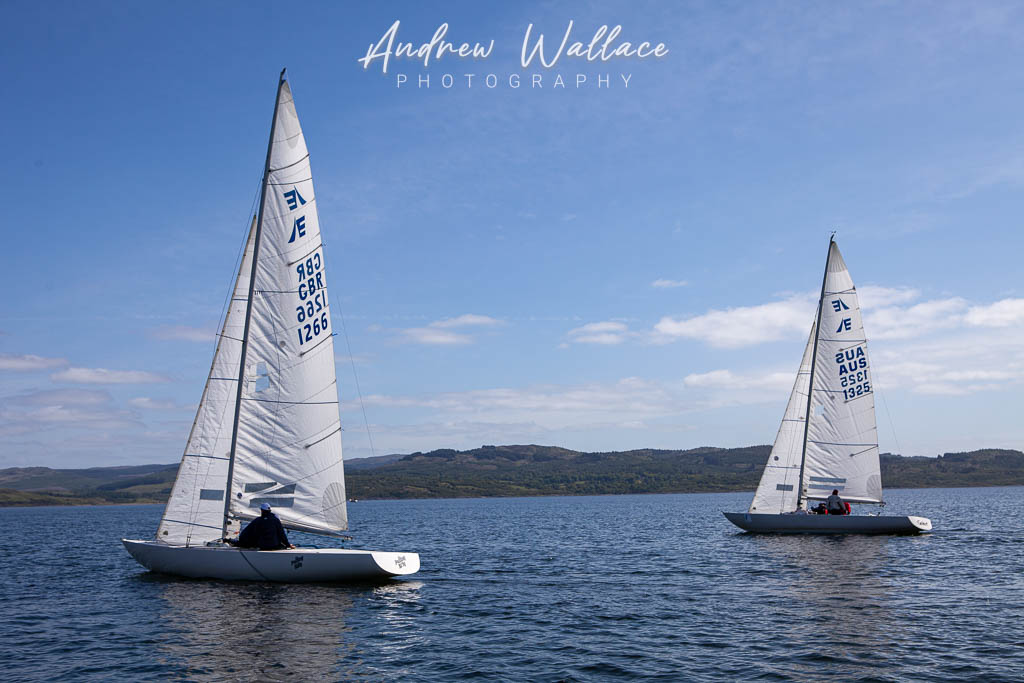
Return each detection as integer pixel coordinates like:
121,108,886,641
358,20,669,91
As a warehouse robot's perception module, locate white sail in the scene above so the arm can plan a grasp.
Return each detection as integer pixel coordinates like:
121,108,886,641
802,242,882,504
124,73,421,580
749,323,815,514
156,220,256,545
228,80,348,535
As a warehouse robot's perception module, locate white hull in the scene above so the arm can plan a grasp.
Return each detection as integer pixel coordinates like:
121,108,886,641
122,539,419,582
723,512,931,534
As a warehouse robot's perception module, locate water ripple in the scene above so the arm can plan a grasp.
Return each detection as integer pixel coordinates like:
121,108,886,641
0,487,1022,680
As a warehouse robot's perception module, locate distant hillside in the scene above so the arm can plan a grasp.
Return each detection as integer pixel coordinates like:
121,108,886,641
881,449,1024,488
344,444,770,499
0,463,177,506
345,445,1024,499
343,453,406,471
2,446,1023,506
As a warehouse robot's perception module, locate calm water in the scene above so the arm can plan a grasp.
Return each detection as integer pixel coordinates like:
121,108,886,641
1,487,1022,681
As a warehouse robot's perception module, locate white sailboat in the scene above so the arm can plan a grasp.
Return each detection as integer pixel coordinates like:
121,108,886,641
123,71,420,580
723,237,931,534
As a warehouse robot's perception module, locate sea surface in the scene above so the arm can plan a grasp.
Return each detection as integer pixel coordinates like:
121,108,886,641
1,487,1022,681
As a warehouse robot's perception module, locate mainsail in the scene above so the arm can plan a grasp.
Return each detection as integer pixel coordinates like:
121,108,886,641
802,241,881,504
748,239,882,513
157,74,347,545
228,77,348,536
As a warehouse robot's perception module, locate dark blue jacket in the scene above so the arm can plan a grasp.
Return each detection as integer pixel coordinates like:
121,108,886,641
237,510,290,550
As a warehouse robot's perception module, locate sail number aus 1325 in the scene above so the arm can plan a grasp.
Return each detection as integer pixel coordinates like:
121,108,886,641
295,252,328,346
835,346,871,401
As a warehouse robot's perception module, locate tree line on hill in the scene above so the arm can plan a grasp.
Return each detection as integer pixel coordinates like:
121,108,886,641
1,445,1022,506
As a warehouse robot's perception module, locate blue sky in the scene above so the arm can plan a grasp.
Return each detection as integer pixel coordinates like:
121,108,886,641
3,1,1024,468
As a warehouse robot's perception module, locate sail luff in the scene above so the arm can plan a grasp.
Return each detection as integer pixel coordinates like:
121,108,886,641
796,235,834,510
221,69,288,538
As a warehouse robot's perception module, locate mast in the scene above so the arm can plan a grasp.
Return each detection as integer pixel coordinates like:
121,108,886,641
796,233,834,510
221,68,288,537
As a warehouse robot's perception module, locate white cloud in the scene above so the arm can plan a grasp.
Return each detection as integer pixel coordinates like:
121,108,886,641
349,377,681,425
653,294,815,348
0,388,143,438
652,279,688,289
856,286,920,308
683,369,793,392
866,297,967,339
51,367,170,384
677,368,797,409
128,397,180,410
0,353,68,371
150,325,216,342
964,298,1024,327
566,321,631,345
398,327,473,345
19,389,112,406
396,313,504,345
872,329,1024,397
650,288,1024,350
429,314,504,329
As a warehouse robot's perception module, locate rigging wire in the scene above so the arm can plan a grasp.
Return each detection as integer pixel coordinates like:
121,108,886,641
878,385,903,457
337,306,377,459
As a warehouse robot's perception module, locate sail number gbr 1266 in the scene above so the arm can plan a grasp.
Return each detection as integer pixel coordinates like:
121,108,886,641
295,252,328,346
836,345,870,401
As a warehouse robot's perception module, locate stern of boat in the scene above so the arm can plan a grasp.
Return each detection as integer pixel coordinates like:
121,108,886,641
371,551,420,576
908,516,932,532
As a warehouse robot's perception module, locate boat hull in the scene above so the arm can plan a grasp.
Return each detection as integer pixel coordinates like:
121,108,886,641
723,512,931,534
122,539,419,582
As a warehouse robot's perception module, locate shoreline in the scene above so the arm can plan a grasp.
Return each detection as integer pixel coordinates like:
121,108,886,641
3,482,1021,509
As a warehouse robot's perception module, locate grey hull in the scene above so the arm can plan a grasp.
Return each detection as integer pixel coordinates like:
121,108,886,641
723,512,931,534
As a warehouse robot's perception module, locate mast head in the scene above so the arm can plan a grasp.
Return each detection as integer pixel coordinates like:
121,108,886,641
280,67,287,81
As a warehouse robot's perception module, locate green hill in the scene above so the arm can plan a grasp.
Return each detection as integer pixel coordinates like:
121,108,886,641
0,463,177,506
2,446,1023,506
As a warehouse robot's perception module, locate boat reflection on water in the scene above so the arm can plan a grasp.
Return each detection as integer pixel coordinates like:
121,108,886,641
153,577,424,680
742,534,921,678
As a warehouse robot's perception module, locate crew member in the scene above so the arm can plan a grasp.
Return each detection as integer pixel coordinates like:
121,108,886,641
235,503,294,550
826,489,847,515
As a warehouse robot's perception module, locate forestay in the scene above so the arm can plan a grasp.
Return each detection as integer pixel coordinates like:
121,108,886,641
157,221,256,545
803,242,881,504
228,80,348,535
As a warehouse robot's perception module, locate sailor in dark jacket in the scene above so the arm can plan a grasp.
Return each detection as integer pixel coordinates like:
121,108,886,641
826,489,846,515
236,503,294,550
